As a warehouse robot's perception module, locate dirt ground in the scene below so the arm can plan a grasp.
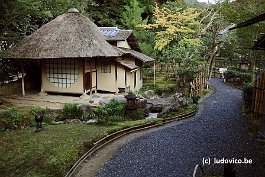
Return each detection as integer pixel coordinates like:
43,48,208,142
0,81,125,110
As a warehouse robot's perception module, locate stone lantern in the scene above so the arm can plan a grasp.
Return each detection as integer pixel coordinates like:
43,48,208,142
124,92,137,111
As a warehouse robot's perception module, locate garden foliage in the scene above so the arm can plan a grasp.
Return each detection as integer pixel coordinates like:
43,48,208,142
224,67,252,83
62,103,83,120
0,108,25,131
242,82,254,113
92,99,125,123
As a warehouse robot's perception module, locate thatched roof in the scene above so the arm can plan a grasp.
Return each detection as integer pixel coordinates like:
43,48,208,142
116,47,155,63
7,8,122,59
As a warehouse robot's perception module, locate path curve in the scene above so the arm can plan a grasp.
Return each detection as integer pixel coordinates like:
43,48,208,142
94,78,260,177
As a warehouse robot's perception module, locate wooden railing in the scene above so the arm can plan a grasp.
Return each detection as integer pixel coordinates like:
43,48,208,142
253,72,265,119
190,72,207,97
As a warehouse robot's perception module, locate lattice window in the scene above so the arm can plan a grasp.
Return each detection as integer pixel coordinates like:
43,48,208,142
101,63,111,73
46,59,79,88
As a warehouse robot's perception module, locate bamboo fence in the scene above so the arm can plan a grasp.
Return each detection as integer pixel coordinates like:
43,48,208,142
253,72,265,119
145,63,178,79
189,72,207,97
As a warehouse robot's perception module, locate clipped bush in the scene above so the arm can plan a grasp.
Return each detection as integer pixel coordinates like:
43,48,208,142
224,68,252,83
62,103,83,120
0,108,24,131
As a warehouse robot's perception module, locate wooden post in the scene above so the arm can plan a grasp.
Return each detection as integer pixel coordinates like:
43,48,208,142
40,62,43,93
83,60,86,93
262,76,265,135
153,62,156,86
125,67,127,93
115,61,118,93
251,50,256,82
21,66,25,96
252,78,257,117
89,60,93,101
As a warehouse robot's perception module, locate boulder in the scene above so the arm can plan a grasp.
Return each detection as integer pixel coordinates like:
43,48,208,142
136,98,147,109
99,99,110,105
157,102,181,118
174,92,192,106
161,92,170,98
151,104,164,113
78,103,92,115
137,94,145,99
144,90,156,99
45,109,63,121
174,92,183,98
116,97,127,104
147,97,175,112
51,120,64,125
146,103,153,112
157,106,171,118
170,102,180,111
99,97,127,106
64,119,82,124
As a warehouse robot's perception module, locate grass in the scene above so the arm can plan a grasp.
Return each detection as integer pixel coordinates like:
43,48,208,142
0,98,198,177
0,118,165,177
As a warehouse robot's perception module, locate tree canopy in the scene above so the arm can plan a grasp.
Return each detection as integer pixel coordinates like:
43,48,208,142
0,0,264,83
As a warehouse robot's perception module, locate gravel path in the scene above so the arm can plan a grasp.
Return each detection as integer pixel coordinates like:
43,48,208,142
96,78,260,177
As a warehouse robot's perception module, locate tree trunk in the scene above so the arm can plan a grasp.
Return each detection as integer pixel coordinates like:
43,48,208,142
251,50,256,82
207,45,219,88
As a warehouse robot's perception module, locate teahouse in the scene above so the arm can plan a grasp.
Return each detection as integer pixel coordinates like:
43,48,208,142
6,8,155,97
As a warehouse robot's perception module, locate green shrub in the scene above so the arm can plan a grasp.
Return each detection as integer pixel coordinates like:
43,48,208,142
30,106,45,116
105,99,125,117
0,108,24,131
192,95,200,104
224,68,252,83
62,103,83,120
243,82,254,113
93,99,125,123
30,106,55,125
140,83,176,96
128,109,145,120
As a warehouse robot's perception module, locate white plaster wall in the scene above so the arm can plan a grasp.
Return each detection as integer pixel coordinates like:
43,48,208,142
117,56,143,92
92,72,96,88
97,61,116,92
135,68,143,90
117,65,125,88
126,70,134,92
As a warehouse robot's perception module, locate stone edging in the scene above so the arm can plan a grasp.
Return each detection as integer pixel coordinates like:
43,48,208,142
65,107,198,177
